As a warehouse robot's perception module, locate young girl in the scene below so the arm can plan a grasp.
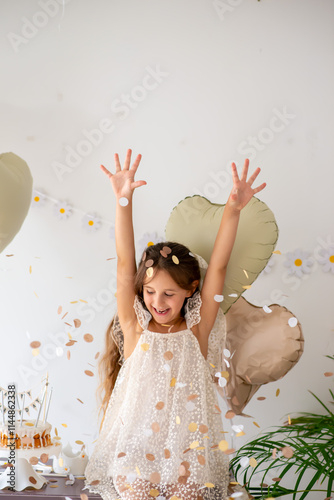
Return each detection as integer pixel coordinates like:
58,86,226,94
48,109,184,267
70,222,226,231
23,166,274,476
84,149,266,500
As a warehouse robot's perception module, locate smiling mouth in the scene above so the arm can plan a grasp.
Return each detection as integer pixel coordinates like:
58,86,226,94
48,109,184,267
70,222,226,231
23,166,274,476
153,307,170,315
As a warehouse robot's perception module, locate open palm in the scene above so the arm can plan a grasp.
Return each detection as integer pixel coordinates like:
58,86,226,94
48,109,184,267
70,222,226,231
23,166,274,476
100,148,146,200
229,158,266,211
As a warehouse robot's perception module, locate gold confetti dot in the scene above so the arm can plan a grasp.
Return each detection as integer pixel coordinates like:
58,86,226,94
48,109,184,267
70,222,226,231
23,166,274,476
53,436,62,440
164,449,171,458
66,340,76,346
25,422,34,426
90,480,100,486
199,424,208,433
190,441,199,449
80,494,89,500
197,454,205,465
32,348,39,357
164,351,173,360
172,255,179,264
176,415,181,424
220,371,229,380
84,333,94,342
243,269,249,278
29,265,32,274
77,398,84,404
75,440,84,445
281,446,294,458
117,452,126,458
273,250,281,254
149,472,161,484
73,319,81,328
249,457,257,467
141,343,150,351
215,405,221,413
205,482,215,488
243,285,251,289
325,372,334,377
146,267,154,278
146,453,155,461
276,389,280,397
253,422,260,428
170,377,176,387
218,440,228,451
149,488,160,497
225,410,235,419
188,422,197,432
30,341,41,349
156,401,164,410
95,352,100,359
84,370,94,377
49,484,58,488
152,422,160,433
29,456,39,465
61,423,67,428
59,457,64,467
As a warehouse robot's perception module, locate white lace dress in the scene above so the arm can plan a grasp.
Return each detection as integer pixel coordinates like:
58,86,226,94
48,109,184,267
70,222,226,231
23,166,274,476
84,291,230,500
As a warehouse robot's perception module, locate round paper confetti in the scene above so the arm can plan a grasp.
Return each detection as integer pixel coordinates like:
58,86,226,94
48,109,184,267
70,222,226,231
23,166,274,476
199,424,208,433
145,259,154,267
73,319,81,328
232,424,244,433
164,351,173,360
163,246,171,254
160,250,168,258
83,333,93,342
225,410,236,419
164,449,171,459
30,341,41,349
40,453,49,463
29,476,37,484
156,401,165,410
152,422,160,433
29,456,39,465
325,372,334,377
80,494,89,500
141,343,150,351
188,422,197,432
119,197,129,207
223,349,231,358
146,453,155,461
150,472,161,484
172,255,179,264
190,441,199,449
218,377,227,388
205,483,215,488
176,416,180,424
197,455,205,465
288,317,298,327
90,480,100,486
249,457,257,467
240,457,249,467
84,370,94,377
214,294,224,302
281,446,294,458
263,305,272,313
146,267,154,278
32,348,39,356
218,440,228,451
56,347,63,357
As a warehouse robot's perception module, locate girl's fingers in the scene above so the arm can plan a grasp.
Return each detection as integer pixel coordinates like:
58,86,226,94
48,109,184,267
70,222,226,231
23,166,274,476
130,154,142,173
123,148,132,171
247,167,261,186
231,162,240,183
114,153,121,172
100,164,113,178
240,158,249,182
253,182,267,194
131,180,147,189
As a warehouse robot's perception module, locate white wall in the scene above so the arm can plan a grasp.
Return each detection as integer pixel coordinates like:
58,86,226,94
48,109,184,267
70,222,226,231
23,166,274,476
1,0,333,496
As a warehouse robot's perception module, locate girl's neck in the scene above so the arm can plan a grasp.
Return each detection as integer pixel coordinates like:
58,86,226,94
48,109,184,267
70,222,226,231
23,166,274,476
149,315,187,333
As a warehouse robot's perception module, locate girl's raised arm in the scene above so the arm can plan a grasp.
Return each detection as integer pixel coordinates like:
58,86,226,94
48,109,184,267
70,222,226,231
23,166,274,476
198,159,266,338
100,148,146,328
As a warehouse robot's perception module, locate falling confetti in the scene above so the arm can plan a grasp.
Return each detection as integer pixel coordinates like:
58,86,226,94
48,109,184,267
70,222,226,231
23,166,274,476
288,317,298,327
160,250,168,258
119,197,129,207
243,269,249,279
276,389,280,397
253,422,260,428
263,305,272,313
40,453,49,463
273,250,281,255
240,457,249,467
83,334,94,343
324,372,333,377
172,255,179,265
242,285,251,290
249,457,257,467
257,397,266,401
229,293,238,297
145,259,154,268
67,350,71,360
29,476,37,484
225,410,236,419
214,294,224,302
84,370,94,377
29,456,39,465
218,440,228,451
146,267,154,278
73,319,81,328
281,446,294,458
223,349,231,358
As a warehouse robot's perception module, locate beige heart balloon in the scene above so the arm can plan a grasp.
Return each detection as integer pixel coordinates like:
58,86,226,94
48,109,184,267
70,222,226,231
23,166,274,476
0,152,33,253
165,195,279,313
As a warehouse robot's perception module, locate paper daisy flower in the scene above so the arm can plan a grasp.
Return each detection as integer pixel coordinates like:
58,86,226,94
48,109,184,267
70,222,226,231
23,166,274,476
31,189,47,208
53,200,73,220
82,212,101,232
284,248,314,278
317,245,334,274
137,231,164,257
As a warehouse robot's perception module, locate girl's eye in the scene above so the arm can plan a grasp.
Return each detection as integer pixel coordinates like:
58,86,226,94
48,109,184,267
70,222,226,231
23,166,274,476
147,291,154,295
165,293,173,297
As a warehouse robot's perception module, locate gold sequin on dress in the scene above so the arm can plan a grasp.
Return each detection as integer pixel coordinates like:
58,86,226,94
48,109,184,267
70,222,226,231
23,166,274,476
84,291,229,500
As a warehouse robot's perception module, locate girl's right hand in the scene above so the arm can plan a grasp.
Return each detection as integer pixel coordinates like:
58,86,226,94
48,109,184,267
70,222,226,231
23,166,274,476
100,148,146,200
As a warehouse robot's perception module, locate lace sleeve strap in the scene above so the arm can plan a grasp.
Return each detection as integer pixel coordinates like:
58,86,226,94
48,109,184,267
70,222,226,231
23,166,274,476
110,313,125,366
133,295,152,330
184,291,202,329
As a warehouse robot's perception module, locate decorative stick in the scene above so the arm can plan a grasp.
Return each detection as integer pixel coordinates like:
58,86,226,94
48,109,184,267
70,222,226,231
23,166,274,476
1,390,4,425
44,387,53,423
34,386,46,427
20,394,26,427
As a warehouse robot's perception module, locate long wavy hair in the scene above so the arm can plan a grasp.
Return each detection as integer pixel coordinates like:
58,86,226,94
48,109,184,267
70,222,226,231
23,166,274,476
96,241,201,431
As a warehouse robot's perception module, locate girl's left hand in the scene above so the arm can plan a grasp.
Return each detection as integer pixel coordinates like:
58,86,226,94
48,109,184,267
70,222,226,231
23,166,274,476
228,159,266,211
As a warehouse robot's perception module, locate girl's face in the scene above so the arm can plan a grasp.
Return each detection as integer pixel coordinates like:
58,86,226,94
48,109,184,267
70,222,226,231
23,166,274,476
143,269,193,323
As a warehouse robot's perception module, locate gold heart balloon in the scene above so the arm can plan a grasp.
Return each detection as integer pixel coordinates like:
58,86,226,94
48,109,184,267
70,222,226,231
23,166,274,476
165,195,279,313
0,152,33,254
